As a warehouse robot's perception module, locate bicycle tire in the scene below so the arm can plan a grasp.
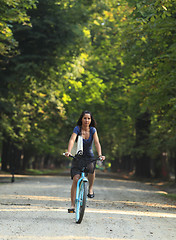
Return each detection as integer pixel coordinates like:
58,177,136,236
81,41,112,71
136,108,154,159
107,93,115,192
76,181,87,224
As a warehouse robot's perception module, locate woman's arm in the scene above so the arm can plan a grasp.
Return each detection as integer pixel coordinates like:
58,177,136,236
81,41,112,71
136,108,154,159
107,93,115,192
65,133,77,157
93,131,105,160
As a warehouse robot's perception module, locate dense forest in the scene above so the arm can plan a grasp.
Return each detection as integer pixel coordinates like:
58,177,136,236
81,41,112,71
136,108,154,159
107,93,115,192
0,0,176,181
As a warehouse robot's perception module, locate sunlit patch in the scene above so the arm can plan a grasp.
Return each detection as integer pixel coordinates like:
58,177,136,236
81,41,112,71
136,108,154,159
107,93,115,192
0,206,66,211
26,185,69,189
0,194,70,202
97,177,136,183
86,208,176,218
89,199,176,209
0,174,65,178
0,206,176,218
94,185,167,194
0,236,135,240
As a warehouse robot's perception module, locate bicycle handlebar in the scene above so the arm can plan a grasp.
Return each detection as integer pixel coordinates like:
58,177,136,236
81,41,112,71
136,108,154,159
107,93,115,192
63,153,103,161
63,152,75,158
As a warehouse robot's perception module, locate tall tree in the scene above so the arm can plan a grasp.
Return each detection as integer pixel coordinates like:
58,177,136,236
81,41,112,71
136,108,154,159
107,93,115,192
0,0,95,171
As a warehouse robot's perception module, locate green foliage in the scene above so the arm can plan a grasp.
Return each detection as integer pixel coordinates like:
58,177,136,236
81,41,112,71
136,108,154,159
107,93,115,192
0,0,37,58
0,0,175,178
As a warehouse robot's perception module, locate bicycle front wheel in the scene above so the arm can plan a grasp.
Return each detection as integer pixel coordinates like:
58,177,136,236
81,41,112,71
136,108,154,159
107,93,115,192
76,181,87,224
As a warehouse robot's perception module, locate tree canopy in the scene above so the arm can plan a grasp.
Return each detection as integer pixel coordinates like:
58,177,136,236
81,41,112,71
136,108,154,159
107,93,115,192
0,0,176,180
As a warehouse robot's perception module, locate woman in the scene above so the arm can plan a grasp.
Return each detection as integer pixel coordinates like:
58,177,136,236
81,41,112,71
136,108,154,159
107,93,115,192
65,110,105,213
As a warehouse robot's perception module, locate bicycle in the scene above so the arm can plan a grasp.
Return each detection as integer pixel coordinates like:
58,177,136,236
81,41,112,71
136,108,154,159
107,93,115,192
63,153,102,224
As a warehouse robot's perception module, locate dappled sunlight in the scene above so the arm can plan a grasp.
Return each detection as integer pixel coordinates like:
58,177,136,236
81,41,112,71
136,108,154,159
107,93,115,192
0,174,66,179
86,208,176,218
1,193,174,211
0,206,66,212
97,177,136,183
89,199,176,210
0,194,70,202
94,185,167,194
1,176,176,240
0,236,138,240
1,194,175,212
0,205,176,218
1,190,175,213
31,185,67,189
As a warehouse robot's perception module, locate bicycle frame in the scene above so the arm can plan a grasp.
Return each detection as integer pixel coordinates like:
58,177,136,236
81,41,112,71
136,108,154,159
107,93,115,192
76,172,88,201
75,171,88,223
63,153,103,223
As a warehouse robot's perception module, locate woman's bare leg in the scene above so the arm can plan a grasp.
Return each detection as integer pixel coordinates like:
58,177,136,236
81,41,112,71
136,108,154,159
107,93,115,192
88,171,95,194
71,174,80,208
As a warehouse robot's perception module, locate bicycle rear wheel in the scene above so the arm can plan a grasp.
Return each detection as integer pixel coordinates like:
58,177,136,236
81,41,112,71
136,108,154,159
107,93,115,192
76,181,87,224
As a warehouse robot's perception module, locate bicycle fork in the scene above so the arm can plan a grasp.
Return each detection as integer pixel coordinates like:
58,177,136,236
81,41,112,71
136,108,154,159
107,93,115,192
75,175,88,222
76,176,88,203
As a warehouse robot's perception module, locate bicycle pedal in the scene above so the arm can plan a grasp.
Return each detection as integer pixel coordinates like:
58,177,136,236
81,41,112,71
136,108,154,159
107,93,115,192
68,208,75,213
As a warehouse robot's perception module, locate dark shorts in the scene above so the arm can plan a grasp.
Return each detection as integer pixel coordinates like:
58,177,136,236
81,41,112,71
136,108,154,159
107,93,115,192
70,156,96,179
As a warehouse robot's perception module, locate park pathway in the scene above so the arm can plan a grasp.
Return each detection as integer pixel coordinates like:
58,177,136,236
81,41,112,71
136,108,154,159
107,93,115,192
0,173,176,240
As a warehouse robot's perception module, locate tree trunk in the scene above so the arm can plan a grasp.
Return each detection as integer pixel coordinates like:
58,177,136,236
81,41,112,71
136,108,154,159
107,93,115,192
1,139,10,171
111,157,119,173
44,154,50,168
121,155,134,171
175,156,176,183
1,137,22,173
22,149,31,170
135,111,151,178
9,144,22,173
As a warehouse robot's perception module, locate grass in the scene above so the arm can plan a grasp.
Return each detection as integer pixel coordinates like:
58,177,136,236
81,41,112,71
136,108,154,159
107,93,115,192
166,193,176,200
160,192,176,200
159,182,176,200
25,168,67,175
0,168,69,176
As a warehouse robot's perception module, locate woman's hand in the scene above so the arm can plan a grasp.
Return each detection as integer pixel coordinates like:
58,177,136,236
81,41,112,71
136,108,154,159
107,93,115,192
99,155,105,161
65,152,71,157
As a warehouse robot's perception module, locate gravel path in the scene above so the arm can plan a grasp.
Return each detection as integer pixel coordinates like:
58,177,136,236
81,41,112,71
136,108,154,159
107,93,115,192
0,173,176,240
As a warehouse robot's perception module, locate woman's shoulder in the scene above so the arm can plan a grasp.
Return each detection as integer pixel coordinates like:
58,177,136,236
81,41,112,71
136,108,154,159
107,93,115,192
90,126,96,134
73,125,81,134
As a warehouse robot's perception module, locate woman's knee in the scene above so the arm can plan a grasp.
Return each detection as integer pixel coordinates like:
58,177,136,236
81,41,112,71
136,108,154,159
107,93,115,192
87,162,95,174
73,174,80,184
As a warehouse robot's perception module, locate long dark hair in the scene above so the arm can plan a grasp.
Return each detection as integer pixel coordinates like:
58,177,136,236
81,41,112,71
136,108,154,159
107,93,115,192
77,110,97,127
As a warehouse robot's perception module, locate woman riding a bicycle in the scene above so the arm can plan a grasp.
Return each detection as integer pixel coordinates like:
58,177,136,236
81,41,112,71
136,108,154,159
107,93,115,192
65,110,105,213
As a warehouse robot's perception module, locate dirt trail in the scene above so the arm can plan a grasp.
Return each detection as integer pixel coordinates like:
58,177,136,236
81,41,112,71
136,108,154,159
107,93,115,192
0,173,176,240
